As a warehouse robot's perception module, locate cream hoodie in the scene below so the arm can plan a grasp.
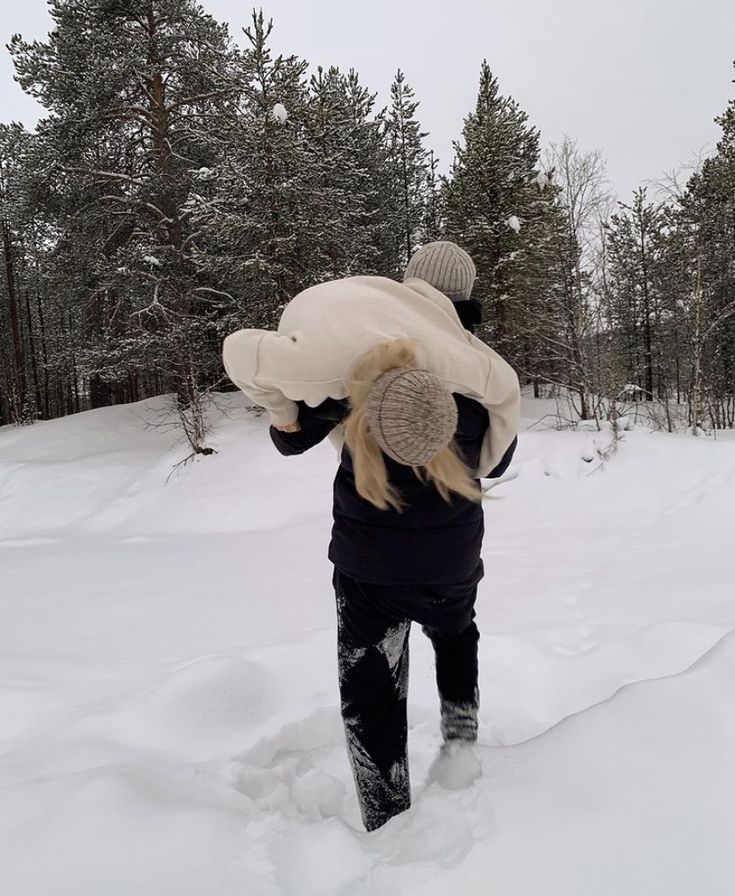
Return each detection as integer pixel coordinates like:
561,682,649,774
222,276,520,477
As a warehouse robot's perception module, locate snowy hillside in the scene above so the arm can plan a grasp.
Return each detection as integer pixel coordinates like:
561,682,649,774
1,396,734,895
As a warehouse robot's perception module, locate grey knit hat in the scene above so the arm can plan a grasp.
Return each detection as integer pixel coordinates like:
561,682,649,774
365,367,458,466
404,241,477,302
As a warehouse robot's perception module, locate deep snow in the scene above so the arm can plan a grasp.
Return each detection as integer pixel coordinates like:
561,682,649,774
1,394,734,895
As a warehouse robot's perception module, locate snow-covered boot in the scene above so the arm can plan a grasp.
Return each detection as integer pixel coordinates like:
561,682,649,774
428,738,482,791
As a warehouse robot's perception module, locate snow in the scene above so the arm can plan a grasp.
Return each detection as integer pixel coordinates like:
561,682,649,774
272,103,288,123
143,255,162,267
533,171,550,191
505,214,521,233
1,394,735,894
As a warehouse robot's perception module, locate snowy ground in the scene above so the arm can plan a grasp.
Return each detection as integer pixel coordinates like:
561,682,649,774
1,394,734,895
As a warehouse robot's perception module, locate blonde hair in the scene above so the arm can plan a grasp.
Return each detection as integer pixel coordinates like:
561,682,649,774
343,339,482,511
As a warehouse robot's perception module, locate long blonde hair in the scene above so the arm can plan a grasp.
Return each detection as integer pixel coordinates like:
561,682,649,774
343,339,482,511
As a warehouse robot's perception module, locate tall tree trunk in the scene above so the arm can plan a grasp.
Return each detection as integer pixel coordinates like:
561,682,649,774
638,219,654,400
36,292,50,419
690,254,703,434
24,287,41,417
2,215,26,420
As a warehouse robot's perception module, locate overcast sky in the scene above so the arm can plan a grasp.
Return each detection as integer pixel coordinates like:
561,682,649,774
2,0,734,199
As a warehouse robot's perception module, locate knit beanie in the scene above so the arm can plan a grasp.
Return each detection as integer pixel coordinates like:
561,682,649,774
365,367,458,466
404,241,477,302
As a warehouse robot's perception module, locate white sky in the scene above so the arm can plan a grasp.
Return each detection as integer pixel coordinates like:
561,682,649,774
2,0,734,199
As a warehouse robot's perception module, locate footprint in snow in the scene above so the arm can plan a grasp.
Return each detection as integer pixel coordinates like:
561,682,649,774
232,707,350,824
237,755,346,822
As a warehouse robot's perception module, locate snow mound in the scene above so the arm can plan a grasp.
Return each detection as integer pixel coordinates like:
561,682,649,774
97,656,277,760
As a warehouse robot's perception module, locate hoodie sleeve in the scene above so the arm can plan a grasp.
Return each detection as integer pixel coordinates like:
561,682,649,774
485,435,518,479
222,329,299,428
467,334,521,477
269,399,348,456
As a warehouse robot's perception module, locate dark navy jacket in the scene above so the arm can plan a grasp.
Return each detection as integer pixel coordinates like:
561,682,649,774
270,395,516,586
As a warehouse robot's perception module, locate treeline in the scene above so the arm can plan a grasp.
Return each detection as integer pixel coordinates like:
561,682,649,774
1,0,734,447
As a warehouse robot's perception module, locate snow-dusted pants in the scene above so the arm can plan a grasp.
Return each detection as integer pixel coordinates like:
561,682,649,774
333,566,482,831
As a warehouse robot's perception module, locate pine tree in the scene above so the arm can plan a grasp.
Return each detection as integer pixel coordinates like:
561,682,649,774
193,30,404,333
606,190,666,402
341,69,401,277
307,65,401,278
191,12,318,331
442,62,566,376
384,69,431,267
306,65,364,278
423,149,443,242
10,0,238,449
0,124,56,424
3,3,411,428
0,125,30,424
676,88,735,429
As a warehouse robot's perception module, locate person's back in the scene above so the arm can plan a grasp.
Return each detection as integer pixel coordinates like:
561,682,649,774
330,393,489,586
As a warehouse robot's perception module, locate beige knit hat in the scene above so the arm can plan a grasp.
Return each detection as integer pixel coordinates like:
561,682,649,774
365,367,458,466
404,241,477,301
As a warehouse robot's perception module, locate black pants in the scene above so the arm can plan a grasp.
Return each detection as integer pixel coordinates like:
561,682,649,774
333,564,482,831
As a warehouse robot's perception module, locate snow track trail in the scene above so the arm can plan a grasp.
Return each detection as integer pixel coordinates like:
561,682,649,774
1,395,734,895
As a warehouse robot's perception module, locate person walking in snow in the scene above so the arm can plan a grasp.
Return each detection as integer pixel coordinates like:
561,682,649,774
223,243,520,831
